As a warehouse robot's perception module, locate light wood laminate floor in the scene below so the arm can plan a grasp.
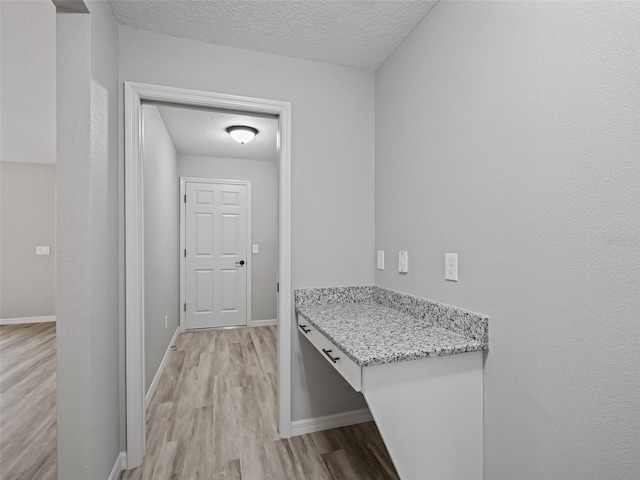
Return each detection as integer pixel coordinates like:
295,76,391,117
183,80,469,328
124,326,399,480
0,322,57,480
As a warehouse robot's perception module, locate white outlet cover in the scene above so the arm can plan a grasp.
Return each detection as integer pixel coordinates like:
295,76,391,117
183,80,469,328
445,253,458,281
377,250,385,270
399,251,408,273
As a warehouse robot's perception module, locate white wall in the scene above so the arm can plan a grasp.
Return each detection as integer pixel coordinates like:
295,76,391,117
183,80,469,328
88,2,121,475
0,0,56,164
375,1,640,479
56,1,122,477
120,27,375,421
143,105,180,393
0,0,57,321
0,161,56,318
179,155,278,322
56,12,92,476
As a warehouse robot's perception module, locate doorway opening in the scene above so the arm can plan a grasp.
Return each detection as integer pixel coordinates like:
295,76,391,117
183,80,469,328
124,82,292,468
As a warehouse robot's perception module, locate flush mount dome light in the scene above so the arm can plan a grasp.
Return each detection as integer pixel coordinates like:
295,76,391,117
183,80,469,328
226,125,258,144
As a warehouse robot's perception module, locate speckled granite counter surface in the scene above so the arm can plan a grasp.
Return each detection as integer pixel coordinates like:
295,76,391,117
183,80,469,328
295,286,488,367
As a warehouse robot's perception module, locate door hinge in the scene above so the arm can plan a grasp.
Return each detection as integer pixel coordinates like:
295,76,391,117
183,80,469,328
277,282,279,293
184,194,186,203
184,303,186,312
184,249,186,258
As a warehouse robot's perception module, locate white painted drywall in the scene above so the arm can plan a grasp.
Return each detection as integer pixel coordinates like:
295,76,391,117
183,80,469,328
0,161,56,318
119,27,375,421
143,105,180,393
375,1,640,478
179,155,278,322
0,0,56,164
88,2,121,475
56,10,93,478
56,1,121,478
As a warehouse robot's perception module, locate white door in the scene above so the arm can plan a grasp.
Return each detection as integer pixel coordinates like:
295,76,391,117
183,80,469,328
185,181,248,329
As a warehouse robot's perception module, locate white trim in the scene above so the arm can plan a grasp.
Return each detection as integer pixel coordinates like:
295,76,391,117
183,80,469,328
179,178,186,334
0,316,57,325
276,93,292,439
124,82,147,467
108,452,127,480
145,327,180,408
120,451,128,472
179,177,252,332
250,318,278,327
125,82,292,468
289,408,374,437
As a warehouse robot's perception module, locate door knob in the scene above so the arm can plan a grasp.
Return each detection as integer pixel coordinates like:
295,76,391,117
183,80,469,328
236,260,245,266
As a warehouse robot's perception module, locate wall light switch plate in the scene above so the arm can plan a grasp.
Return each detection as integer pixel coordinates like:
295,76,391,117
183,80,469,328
377,250,385,270
252,244,259,254
445,253,458,281
36,246,50,256
399,251,408,273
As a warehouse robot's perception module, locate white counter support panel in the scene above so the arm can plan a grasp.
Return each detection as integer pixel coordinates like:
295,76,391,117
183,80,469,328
362,351,483,480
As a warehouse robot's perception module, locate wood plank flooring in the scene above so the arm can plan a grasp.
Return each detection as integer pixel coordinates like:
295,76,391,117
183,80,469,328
124,326,399,480
0,322,57,480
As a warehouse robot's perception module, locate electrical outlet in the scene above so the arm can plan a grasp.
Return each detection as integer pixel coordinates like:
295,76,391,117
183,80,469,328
445,253,458,281
377,250,385,270
399,251,408,273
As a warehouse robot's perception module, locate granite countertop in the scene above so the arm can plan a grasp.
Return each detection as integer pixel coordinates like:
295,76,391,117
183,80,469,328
295,287,488,368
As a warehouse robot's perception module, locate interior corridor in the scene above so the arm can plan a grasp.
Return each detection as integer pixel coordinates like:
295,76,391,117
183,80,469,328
123,326,399,479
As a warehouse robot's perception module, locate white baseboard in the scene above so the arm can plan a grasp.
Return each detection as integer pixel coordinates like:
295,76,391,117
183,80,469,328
146,327,180,408
0,315,56,326
251,318,277,327
108,452,127,480
290,408,373,437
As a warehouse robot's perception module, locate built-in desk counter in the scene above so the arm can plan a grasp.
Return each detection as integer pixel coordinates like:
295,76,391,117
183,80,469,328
295,286,489,480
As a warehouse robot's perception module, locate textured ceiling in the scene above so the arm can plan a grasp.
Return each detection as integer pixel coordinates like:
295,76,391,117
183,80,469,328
109,0,438,69
155,104,278,161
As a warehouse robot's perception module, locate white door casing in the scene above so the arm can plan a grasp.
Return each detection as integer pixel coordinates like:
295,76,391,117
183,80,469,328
125,82,292,468
184,180,250,329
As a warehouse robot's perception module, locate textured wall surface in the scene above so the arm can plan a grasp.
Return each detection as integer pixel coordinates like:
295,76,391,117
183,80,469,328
119,26,375,421
0,161,56,318
179,155,278,322
56,1,122,477
375,1,640,478
143,105,180,393
56,12,93,477
88,2,122,475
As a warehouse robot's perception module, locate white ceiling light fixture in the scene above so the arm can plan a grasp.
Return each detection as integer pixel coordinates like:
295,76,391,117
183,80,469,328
226,125,258,144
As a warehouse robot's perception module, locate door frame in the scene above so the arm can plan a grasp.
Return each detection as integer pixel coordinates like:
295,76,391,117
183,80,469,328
179,177,252,332
124,82,292,468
